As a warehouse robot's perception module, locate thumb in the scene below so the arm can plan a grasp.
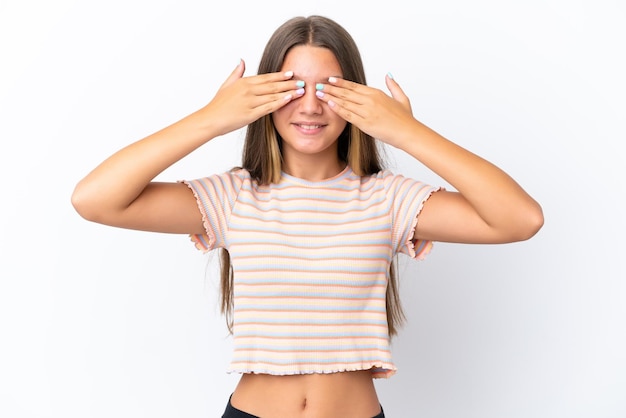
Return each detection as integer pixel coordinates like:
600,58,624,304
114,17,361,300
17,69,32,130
385,73,412,113
221,59,246,88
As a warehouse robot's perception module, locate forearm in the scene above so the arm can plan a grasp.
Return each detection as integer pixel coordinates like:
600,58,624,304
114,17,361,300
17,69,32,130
398,120,543,236
72,108,218,216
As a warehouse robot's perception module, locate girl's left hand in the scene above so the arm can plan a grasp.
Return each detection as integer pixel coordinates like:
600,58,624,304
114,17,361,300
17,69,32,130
315,75,417,148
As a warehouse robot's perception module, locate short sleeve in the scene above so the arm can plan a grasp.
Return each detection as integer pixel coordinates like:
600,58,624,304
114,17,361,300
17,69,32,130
179,170,244,252
386,173,442,260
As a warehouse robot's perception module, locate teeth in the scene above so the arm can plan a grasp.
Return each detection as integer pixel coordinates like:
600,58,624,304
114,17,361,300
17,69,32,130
299,124,322,130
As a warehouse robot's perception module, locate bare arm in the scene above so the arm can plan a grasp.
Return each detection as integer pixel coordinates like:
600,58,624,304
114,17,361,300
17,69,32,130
315,75,544,244
71,61,305,234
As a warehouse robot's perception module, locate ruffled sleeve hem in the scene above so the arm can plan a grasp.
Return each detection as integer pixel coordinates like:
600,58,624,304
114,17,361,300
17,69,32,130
179,180,216,253
406,186,444,260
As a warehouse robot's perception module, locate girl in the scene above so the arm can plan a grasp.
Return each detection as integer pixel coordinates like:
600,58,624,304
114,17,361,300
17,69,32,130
72,15,543,418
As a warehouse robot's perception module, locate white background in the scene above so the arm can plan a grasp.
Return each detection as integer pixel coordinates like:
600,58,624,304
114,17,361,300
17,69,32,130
1,0,625,417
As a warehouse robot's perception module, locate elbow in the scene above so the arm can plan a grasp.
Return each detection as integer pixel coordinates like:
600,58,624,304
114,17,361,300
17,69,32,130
511,202,545,242
71,182,103,223
71,185,92,221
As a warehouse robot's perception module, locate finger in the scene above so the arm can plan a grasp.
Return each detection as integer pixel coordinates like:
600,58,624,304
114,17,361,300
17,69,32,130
248,85,306,116
327,76,360,91
384,73,412,112
316,78,373,118
246,78,306,110
253,76,304,96
220,59,246,89
322,77,366,103
249,69,296,86
314,88,366,123
241,71,303,103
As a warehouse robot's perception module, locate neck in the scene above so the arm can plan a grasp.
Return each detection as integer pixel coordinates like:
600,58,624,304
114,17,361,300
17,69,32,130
282,156,345,182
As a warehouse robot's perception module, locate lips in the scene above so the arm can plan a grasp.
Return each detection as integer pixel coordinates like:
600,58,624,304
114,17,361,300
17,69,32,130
297,124,323,130
293,121,327,133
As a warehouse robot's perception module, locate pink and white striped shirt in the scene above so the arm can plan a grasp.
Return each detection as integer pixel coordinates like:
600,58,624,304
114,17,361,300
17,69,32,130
183,166,440,378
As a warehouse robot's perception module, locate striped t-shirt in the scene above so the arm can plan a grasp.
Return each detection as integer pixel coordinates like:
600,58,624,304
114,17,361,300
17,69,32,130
183,166,440,378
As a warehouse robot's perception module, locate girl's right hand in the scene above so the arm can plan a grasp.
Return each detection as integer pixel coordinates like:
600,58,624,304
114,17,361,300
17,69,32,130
71,60,305,234
200,60,305,137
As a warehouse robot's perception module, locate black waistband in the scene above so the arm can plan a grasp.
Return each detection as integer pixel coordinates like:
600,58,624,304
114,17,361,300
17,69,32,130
222,395,385,418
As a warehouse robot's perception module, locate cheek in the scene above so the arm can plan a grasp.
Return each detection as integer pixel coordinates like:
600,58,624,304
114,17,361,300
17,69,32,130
270,109,285,128
333,116,348,132
271,103,294,124
271,108,292,137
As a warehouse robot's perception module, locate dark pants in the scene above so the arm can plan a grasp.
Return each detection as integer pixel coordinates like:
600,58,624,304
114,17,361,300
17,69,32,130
221,396,385,417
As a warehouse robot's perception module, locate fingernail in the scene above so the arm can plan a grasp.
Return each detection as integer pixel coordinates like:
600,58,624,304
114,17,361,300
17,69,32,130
296,88,305,95
315,90,324,98
315,83,324,90
296,80,305,88
328,100,336,108
284,93,293,101
328,77,337,83
387,72,394,80
284,70,294,78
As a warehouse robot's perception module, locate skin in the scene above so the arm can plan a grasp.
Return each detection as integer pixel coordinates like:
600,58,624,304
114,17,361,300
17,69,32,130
72,44,543,417
271,45,347,181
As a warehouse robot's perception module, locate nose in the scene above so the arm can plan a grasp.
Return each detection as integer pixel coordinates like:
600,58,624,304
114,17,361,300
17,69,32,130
298,83,323,115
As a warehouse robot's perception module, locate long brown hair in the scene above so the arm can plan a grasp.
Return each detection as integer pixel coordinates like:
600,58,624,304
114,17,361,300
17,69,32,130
220,15,406,337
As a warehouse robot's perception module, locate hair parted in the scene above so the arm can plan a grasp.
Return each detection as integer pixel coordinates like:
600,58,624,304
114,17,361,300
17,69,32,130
221,15,406,338
242,15,383,183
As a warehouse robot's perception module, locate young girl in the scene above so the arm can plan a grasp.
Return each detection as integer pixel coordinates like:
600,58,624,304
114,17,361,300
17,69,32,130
72,15,543,418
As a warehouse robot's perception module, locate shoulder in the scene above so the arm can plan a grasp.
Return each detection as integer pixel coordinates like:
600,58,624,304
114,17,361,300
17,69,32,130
182,167,257,194
206,167,253,184
360,169,410,187
359,169,439,199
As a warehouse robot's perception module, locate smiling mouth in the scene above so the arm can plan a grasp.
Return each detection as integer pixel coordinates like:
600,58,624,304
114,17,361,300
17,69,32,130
295,124,324,130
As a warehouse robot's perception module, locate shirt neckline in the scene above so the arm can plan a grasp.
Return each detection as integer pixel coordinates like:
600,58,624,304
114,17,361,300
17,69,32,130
280,165,352,187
